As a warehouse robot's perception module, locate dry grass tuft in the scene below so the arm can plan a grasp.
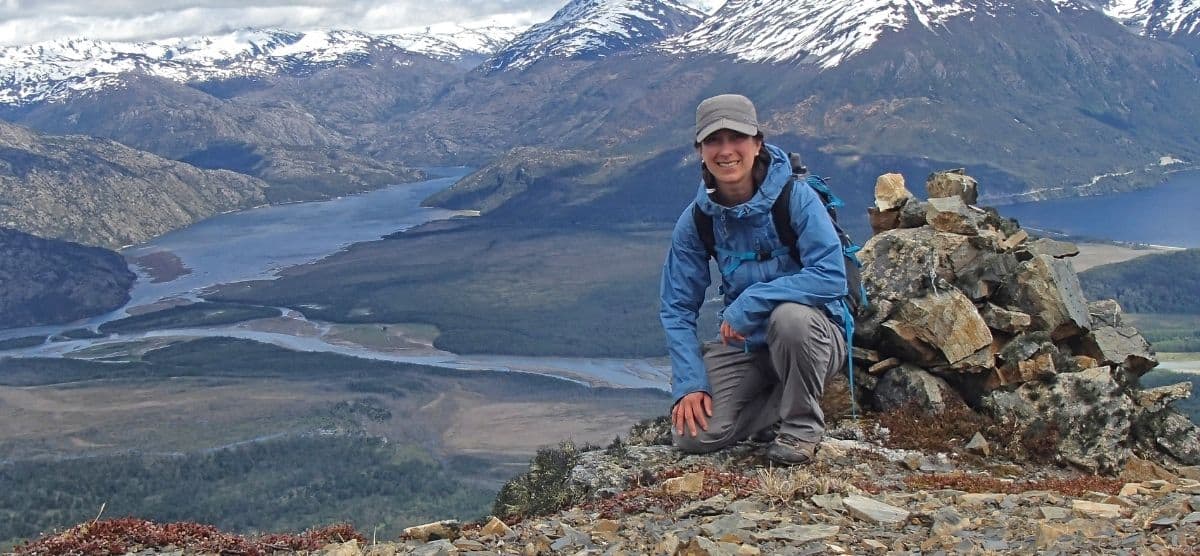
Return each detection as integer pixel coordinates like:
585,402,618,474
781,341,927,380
756,465,863,505
586,467,760,519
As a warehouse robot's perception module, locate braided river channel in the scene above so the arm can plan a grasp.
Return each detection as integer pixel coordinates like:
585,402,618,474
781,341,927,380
0,168,670,390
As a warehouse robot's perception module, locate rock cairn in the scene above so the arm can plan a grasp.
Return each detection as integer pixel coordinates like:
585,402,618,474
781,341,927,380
854,168,1197,475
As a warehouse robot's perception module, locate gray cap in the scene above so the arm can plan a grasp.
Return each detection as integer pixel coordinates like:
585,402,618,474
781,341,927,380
695,94,759,143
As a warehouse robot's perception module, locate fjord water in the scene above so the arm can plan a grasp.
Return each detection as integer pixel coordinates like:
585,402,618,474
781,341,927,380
121,168,472,309
1003,171,1200,248
2,169,672,389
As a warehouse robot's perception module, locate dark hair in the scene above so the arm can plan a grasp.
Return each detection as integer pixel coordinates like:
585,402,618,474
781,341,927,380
697,132,769,191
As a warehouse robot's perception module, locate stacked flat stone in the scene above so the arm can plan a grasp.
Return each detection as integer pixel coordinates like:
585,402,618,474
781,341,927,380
855,169,1194,474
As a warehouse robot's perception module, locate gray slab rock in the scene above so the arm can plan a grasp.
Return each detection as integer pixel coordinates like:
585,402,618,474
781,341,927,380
1000,254,1090,341
753,524,839,543
844,495,910,525
1027,238,1080,259
1076,325,1157,376
926,169,979,204
1133,408,1200,466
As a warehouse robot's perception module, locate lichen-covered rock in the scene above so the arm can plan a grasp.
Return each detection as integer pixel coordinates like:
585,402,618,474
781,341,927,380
926,169,979,204
999,255,1090,341
981,366,1133,474
872,364,964,413
1133,408,1200,466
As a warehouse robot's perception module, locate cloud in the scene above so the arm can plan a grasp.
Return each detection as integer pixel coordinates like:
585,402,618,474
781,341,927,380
0,1,720,46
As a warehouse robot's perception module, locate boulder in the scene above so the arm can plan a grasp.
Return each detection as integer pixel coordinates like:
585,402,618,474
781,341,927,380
981,303,1033,334
403,520,461,542
881,290,993,367
999,255,1090,341
926,169,979,204
1136,382,1193,413
926,196,983,235
869,207,901,234
1133,407,1200,466
1074,325,1157,376
898,198,929,228
981,366,1133,474
873,364,964,414
875,173,913,211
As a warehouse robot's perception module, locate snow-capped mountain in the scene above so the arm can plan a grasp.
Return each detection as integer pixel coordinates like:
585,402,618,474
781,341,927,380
485,0,703,72
1096,0,1200,43
0,25,523,106
661,0,1092,68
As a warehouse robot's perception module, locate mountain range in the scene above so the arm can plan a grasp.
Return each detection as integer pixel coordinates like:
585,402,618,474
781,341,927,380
0,0,1198,247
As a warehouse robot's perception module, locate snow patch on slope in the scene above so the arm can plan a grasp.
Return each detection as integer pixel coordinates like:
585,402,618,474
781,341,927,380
0,26,522,106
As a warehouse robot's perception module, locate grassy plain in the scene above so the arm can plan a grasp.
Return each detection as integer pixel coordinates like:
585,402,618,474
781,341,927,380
0,338,667,545
97,302,280,335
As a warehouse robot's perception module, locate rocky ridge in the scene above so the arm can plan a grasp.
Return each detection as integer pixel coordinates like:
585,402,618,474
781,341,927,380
0,119,267,248
0,227,135,328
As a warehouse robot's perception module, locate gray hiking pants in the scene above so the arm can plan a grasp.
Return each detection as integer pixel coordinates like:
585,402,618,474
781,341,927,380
673,302,847,453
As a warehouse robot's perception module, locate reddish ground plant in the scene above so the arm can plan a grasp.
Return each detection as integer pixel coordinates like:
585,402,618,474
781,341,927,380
16,519,364,556
904,472,1124,497
585,467,760,519
876,402,992,453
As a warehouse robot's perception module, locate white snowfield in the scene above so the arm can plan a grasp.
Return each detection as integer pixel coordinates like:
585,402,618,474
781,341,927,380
1100,0,1200,36
0,25,522,106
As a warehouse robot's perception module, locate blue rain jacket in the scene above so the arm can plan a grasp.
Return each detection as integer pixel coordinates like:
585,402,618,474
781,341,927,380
659,143,848,405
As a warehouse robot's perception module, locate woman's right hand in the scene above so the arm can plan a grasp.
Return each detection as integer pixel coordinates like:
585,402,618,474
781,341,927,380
672,391,713,437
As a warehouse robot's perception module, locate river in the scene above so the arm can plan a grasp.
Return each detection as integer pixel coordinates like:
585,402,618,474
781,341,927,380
0,170,671,390
1003,170,1200,248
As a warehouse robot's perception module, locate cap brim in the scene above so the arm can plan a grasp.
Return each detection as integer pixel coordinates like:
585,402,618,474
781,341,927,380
696,118,758,143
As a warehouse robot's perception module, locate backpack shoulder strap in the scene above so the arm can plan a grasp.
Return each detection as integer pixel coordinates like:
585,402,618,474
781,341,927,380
691,203,716,260
771,178,800,264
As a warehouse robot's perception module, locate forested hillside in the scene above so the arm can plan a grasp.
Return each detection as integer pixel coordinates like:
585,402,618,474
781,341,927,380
1079,249,1200,314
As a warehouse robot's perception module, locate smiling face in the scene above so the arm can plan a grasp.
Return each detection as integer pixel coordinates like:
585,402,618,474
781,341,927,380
700,129,763,194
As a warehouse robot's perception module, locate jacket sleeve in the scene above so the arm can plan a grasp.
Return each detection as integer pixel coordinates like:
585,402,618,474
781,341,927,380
722,183,847,336
660,206,712,405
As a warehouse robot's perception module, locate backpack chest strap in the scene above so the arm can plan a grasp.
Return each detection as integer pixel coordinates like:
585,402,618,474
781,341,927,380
717,245,792,276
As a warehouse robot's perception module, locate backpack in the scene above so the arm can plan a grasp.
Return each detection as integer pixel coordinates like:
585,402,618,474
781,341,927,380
691,152,868,317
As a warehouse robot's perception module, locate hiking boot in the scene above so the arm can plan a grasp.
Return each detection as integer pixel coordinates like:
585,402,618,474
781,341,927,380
767,434,818,466
750,421,780,443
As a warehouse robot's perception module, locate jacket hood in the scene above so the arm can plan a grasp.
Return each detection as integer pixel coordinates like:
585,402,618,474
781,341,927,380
693,143,792,218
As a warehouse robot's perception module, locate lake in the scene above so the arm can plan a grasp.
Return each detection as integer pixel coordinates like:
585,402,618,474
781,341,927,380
1002,171,1200,247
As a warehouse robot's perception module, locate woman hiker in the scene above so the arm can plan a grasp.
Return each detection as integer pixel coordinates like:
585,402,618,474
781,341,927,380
659,93,849,466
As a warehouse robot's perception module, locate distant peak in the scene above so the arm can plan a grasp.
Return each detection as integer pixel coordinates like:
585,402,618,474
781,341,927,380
484,0,704,72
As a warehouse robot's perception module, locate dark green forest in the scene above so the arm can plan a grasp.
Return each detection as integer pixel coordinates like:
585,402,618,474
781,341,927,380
1079,249,1200,314
0,436,494,548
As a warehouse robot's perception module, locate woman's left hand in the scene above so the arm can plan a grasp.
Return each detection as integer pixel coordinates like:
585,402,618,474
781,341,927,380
720,321,746,346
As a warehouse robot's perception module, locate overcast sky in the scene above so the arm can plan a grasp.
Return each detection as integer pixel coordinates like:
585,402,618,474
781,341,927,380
0,1,723,47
